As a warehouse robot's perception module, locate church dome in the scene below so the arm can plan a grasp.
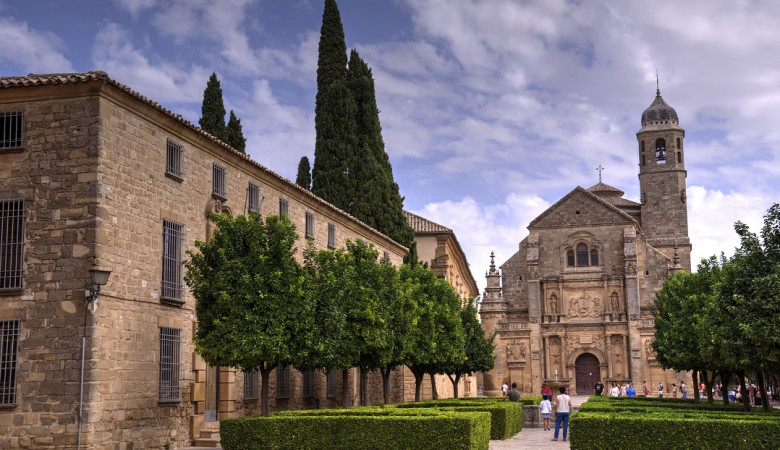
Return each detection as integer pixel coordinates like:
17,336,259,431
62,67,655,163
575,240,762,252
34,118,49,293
641,89,678,126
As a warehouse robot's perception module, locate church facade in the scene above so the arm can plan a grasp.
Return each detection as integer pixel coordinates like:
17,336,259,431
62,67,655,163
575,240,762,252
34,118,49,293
480,89,692,396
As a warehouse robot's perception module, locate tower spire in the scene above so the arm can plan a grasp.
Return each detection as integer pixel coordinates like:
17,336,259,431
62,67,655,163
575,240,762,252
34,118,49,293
656,69,660,96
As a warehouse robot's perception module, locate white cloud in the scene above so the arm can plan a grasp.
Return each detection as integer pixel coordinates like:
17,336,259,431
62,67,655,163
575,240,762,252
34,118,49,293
91,23,211,104
0,18,73,73
113,0,156,17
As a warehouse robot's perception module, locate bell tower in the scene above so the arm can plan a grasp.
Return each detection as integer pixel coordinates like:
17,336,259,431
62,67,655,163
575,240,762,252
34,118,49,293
636,86,691,271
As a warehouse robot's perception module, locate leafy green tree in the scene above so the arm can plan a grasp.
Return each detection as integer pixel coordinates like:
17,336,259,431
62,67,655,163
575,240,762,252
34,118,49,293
347,49,414,247
296,156,312,190
225,110,246,153
312,0,356,212
444,297,496,398
199,72,228,142
185,213,309,416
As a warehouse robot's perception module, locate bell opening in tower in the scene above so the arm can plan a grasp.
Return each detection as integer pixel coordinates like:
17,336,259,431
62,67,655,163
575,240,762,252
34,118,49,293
655,138,666,163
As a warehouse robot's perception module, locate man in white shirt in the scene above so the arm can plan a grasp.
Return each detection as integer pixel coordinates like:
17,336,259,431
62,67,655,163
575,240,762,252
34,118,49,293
552,386,572,441
502,381,508,399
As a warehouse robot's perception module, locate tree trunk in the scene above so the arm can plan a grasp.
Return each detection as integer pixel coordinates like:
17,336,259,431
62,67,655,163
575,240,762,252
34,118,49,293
380,365,394,404
410,367,425,401
447,373,462,399
342,368,351,408
259,362,276,417
738,370,751,412
719,370,731,406
701,370,714,403
429,373,438,400
757,371,770,412
360,367,369,407
692,370,700,404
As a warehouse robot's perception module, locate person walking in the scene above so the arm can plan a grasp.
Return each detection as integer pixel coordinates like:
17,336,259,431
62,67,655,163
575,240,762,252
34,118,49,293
552,387,572,442
540,393,552,431
610,383,620,397
658,382,664,398
681,381,687,399
594,380,604,396
502,381,508,400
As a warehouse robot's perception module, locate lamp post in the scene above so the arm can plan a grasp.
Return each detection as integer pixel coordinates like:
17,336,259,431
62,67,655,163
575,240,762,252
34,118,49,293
79,268,110,449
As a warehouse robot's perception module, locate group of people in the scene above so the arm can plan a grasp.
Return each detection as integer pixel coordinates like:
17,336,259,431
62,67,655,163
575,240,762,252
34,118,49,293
593,380,689,398
501,382,572,441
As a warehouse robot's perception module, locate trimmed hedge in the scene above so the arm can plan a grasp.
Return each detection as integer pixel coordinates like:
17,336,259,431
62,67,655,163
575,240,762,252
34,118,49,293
220,410,491,450
570,397,780,449
394,399,524,439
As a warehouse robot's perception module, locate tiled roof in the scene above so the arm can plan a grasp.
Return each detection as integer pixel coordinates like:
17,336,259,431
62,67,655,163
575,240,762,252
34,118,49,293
404,210,452,234
0,71,407,252
586,182,625,196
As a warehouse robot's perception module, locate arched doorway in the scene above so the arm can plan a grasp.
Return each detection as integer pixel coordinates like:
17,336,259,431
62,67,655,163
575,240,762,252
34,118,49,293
575,353,600,395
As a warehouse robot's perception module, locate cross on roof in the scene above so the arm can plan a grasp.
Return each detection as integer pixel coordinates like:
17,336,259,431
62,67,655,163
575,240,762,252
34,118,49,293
596,164,604,183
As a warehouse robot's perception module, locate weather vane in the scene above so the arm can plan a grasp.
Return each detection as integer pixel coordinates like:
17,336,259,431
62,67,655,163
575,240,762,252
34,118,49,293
596,164,604,183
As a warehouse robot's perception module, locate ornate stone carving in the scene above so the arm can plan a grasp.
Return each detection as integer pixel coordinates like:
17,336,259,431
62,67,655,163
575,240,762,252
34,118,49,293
506,340,527,361
625,262,637,276
567,292,601,318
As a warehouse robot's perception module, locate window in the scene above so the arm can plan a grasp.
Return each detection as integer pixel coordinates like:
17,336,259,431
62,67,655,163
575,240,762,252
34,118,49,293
159,326,181,402
655,138,666,163
244,369,259,399
576,244,589,266
641,141,645,152
383,251,390,261
1,199,25,290
566,250,575,267
305,211,314,239
590,249,599,266
677,152,682,164
212,164,227,200
165,139,183,180
276,364,291,399
161,219,185,303
326,370,339,397
248,182,261,213
641,154,646,166
327,223,336,249
0,319,20,405
279,198,289,217
0,110,23,150
676,137,681,149
302,369,315,398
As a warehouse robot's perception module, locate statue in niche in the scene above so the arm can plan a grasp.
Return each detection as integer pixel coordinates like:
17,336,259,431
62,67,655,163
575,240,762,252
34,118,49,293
519,342,527,360
611,292,620,311
646,339,656,358
550,294,558,314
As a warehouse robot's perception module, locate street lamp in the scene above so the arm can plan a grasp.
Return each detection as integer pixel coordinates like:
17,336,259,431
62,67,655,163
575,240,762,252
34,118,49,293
80,268,110,449
87,269,111,305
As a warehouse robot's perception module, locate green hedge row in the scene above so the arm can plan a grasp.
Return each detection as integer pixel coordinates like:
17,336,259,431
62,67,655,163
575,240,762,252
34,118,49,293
220,411,491,450
394,399,524,439
569,410,780,450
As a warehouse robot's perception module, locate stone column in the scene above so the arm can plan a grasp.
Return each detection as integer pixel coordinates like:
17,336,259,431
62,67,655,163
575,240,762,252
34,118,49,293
606,336,613,379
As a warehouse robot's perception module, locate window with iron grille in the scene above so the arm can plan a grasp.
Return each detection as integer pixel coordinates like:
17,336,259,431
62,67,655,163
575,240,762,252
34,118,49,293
327,223,336,249
279,198,289,218
159,326,181,402
383,251,390,261
0,110,23,150
305,211,314,239
302,370,315,398
212,164,227,200
161,219,185,302
248,182,261,213
0,199,25,290
244,369,259,399
165,139,183,180
0,319,20,405
276,364,291,399
326,370,339,398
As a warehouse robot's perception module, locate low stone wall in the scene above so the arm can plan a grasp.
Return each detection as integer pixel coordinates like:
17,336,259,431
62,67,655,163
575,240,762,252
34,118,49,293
523,405,579,428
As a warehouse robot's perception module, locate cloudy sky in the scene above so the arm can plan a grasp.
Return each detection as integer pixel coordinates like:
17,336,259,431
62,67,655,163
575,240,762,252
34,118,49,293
2,0,778,293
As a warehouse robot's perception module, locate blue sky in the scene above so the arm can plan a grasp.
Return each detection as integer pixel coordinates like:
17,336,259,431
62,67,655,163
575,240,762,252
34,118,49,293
2,0,779,293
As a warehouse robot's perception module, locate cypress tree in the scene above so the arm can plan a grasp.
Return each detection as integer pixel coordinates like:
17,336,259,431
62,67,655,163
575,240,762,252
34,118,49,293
296,156,312,190
347,49,414,247
225,110,246,153
312,0,357,213
199,72,228,142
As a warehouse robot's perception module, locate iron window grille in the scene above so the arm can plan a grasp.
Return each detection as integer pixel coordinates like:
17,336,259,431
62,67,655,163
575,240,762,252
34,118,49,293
305,212,315,239
276,364,291,399
0,110,23,150
212,164,227,200
0,319,20,405
161,219,185,302
302,370,315,398
244,369,259,399
165,139,183,180
327,223,336,249
279,198,289,218
0,199,25,290
159,326,181,402
248,182,261,213
326,370,339,398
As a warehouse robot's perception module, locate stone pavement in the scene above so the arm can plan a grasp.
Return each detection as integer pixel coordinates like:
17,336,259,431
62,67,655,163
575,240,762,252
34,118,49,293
489,395,589,450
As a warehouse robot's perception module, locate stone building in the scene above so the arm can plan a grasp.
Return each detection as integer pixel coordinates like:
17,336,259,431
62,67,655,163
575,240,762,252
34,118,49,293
403,211,480,399
480,89,692,397
0,72,409,449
